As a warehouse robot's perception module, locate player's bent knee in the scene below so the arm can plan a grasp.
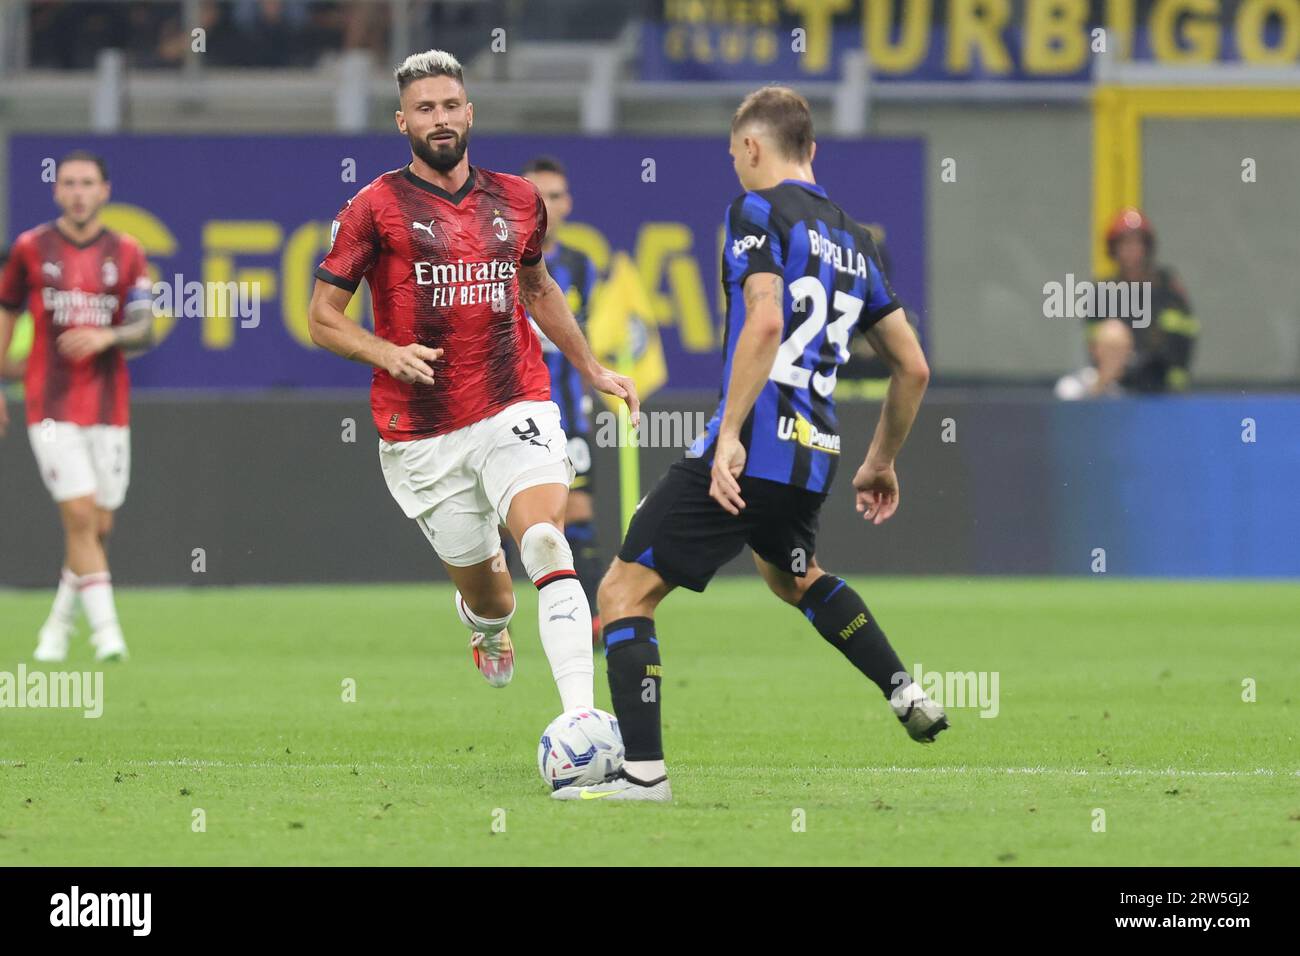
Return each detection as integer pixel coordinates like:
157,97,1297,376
505,483,568,537
772,565,826,606
595,566,621,619
764,575,803,606
769,573,811,605
597,559,660,621
60,500,99,537
519,522,573,579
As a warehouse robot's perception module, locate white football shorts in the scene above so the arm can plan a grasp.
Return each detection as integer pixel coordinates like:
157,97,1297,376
27,421,131,510
378,399,575,567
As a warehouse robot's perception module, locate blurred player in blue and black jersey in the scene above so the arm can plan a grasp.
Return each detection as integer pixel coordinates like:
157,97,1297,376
555,87,948,802
521,156,604,642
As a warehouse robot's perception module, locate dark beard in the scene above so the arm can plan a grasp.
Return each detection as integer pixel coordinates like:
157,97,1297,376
409,127,469,173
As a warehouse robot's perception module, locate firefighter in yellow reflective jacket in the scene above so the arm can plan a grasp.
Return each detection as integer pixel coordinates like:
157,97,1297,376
1085,208,1198,396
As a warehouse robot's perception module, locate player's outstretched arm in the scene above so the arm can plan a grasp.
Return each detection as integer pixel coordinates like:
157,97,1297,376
308,279,442,385
517,259,639,424
854,308,929,524
708,272,785,515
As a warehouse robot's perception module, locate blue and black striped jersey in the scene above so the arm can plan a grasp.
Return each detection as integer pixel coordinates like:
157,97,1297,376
527,243,599,436
687,180,900,493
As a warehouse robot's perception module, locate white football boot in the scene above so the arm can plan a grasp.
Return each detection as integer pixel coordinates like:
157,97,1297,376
33,624,71,663
470,629,514,687
552,768,673,802
891,682,949,742
457,590,514,687
91,626,129,662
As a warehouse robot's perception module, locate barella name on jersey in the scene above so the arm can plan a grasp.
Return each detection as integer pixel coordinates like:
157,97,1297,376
415,258,517,311
41,287,120,327
733,230,872,280
777,413,841,454
807,231,872,279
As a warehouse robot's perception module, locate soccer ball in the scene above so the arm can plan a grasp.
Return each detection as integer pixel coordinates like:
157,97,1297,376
537,707,624,790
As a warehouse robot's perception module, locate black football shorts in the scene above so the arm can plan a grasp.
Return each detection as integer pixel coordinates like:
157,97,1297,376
617,459,826,592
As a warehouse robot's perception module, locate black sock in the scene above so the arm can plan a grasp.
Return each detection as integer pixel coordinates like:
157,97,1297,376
565,521,602,613
797,575,909,700
603,617,662,761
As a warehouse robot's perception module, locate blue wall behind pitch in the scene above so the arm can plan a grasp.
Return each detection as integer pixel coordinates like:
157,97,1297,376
1048,397,1300,577
0,393,1295,585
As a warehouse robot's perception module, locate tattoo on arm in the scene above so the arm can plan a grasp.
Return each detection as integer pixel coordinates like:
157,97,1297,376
744,274,783,312
517,260,598,376
517,263,560,308
113,309,154,350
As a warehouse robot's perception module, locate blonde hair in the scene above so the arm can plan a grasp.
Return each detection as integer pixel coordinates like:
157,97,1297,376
395,50,464,94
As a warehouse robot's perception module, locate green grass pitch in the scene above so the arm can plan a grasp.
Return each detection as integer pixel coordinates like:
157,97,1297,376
1,577,1296,866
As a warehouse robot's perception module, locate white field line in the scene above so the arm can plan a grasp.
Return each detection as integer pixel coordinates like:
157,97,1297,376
5,760,1293,778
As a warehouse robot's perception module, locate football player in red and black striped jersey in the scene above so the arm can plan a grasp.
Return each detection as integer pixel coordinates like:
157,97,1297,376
308,51,638,711
0,151,155,662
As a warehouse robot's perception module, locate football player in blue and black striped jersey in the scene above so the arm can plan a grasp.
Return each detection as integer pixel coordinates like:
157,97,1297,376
521,157,604,644
554,87,947,802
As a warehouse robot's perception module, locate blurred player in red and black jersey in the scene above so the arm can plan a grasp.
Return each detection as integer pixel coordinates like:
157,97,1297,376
0,151,155,662
520,155,604,644
308,51,638,713
0,245,27,382
1060,208,1198,398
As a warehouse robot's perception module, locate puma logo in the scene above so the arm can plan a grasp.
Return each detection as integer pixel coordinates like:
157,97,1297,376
411,220,436,238
548,608,578,622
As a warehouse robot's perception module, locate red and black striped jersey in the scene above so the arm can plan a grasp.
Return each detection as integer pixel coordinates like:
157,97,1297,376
316,164,553,442
0,222,150,427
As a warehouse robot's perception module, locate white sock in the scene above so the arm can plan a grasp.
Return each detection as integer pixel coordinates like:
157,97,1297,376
43,568,80,633
890,680,927,715
520,523,593,711
79,571,122,637
625,759,667,782
455,590,514,636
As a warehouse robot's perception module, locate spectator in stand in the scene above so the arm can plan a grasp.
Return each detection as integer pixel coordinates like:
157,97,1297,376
1056,208,1198,399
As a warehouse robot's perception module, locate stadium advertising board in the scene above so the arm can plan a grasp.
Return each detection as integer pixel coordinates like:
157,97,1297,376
641,0,1300,82
8,134,925,391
